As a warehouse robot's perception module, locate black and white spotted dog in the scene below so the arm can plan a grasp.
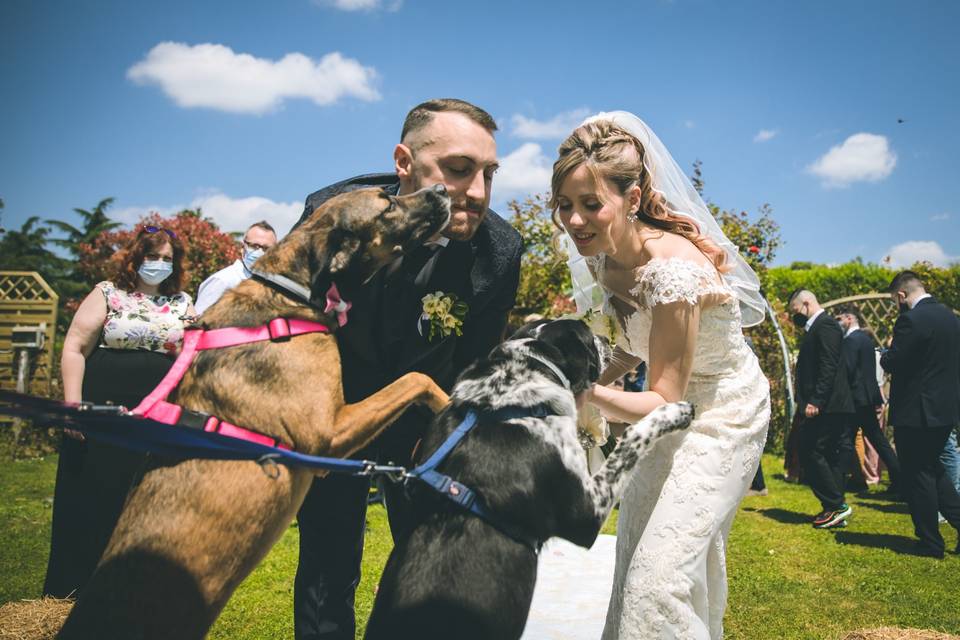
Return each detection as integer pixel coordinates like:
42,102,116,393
364,319,694,640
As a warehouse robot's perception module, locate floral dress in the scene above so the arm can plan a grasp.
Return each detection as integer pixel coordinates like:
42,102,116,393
98,281,191,355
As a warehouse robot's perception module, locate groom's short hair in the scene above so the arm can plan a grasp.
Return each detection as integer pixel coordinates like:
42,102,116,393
401,99,497,150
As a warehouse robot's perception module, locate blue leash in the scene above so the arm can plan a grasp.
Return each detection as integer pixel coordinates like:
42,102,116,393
405,405,553,552
0,390,550,549
0,391,406,480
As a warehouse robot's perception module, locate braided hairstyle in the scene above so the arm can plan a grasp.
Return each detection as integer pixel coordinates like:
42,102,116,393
550,120,729,272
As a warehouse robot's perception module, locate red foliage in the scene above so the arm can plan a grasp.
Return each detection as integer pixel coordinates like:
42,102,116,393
77,210,240,296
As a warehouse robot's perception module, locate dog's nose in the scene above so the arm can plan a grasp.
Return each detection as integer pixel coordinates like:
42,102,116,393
431,184,447,196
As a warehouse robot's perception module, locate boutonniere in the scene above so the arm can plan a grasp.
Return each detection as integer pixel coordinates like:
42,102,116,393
421,291,469,341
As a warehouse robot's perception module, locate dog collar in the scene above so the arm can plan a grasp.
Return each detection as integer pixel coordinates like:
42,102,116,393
509,343,571,391
251,269,351,326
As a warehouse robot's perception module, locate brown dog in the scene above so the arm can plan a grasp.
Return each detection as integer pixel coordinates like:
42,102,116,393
57,185,453,639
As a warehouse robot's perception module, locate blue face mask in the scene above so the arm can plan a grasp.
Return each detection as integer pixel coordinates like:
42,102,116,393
243,248,264,271
138,260,173,286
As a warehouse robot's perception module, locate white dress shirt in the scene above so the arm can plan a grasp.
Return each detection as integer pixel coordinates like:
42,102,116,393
195,260,250,315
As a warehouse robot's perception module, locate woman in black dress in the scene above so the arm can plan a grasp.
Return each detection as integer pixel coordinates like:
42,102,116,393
44,225,194,598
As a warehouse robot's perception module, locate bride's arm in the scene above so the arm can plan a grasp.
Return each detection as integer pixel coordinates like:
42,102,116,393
588,299,699,423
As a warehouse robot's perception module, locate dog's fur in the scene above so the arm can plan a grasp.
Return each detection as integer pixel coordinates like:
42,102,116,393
364,319,694,640
57,186,453,640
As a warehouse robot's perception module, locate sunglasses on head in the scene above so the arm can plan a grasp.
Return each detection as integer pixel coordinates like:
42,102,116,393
142,225,177,240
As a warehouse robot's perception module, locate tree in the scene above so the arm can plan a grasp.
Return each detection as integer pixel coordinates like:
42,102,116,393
78,209,241,296
46,198,122,256
0,216,71,285
507,194,575,320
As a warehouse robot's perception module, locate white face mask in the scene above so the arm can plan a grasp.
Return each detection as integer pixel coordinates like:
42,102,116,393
138,260,173,286
242,248,264,271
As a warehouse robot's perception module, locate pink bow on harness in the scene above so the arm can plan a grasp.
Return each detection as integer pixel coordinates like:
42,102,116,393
324,283,352,327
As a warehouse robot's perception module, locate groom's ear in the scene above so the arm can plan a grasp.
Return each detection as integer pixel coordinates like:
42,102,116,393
394,143,415,187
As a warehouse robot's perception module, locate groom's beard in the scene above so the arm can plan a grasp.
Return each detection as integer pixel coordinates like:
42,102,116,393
444,198,486,241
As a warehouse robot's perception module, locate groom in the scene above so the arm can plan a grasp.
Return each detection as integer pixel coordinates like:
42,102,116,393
293,98,524,640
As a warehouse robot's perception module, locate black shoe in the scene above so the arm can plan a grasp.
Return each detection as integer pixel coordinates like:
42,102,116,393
912,542,944,559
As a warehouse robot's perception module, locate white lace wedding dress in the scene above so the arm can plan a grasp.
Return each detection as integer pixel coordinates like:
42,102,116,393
597,256,770,640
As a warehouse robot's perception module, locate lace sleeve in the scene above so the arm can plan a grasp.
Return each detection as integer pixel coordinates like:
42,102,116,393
630,257,727,308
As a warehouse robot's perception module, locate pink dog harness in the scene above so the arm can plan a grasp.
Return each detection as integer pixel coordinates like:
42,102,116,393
132,315,333,450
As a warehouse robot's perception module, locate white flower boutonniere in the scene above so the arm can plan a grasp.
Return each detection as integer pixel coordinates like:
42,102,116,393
421,291,469,341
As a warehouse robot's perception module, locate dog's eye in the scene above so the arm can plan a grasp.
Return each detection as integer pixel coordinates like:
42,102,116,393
382,199,396,214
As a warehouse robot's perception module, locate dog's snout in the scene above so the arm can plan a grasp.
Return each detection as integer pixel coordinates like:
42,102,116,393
431,184,447,196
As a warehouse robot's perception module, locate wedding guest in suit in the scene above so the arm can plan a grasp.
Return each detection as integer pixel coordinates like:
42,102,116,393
789,289,855,528
880,271,960,558
292,98,523,640
194,220,277,314
836,304,902,493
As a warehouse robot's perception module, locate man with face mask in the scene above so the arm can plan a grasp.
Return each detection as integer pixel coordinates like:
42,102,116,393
194,220,277,315
291,98,523,640
788,289,855,529
836,305,902,494
880,271,960,558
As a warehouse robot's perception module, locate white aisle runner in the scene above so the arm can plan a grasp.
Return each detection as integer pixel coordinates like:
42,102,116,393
520,534,617,640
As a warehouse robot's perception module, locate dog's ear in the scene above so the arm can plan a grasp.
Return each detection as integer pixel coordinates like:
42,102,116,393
328,236,361,275
310,227,362,304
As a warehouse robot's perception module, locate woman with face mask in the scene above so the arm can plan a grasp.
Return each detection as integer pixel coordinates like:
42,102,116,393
44,225,194,599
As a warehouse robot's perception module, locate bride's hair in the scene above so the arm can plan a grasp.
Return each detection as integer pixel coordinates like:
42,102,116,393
550,120,730,272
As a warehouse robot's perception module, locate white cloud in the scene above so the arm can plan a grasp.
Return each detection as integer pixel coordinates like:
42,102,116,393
753,129,778,143
511,108,590,140
315,0,402,10
190,192,303,236
882,240,957,268
111,192,303,238
807,133,897,188
495,143,552,201
127,42,380,114
930,213,950,222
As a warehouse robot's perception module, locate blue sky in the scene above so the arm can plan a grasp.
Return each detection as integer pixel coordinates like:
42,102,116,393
2,0,958,267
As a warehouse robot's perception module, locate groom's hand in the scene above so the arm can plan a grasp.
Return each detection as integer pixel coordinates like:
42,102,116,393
804,403,820,418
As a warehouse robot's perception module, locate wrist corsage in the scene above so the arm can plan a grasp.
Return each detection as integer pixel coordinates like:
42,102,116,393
421,291,468,341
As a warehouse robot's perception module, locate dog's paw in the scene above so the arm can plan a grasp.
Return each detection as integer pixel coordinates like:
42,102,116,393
646,401,695,435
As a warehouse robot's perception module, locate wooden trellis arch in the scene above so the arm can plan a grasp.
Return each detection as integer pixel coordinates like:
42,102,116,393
822,292,960,347
0,271,59,398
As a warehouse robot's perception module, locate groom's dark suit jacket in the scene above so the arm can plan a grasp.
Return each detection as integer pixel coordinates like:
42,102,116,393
880,296,960,429
297,172,524,459
795,312,854,416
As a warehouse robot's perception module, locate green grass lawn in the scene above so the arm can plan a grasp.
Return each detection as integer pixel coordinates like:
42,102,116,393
2,453,958,639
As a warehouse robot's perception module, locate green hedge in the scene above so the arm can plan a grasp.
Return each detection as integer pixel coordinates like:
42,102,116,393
748,261,960,453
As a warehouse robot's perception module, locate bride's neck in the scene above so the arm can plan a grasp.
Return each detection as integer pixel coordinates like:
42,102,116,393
605,222,659,270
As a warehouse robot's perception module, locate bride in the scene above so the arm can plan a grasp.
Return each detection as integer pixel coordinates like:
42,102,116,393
552,112,770,639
